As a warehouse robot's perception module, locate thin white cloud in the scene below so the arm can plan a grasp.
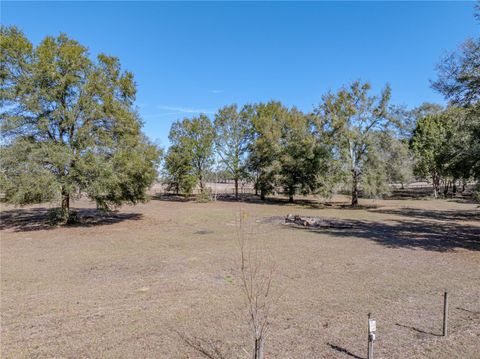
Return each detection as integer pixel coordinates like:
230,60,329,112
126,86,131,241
157,105,214,115
210,89,223,94
143,112,180,118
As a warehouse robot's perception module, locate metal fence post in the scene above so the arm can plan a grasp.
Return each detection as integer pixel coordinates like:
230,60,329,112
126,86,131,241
443,291,449,337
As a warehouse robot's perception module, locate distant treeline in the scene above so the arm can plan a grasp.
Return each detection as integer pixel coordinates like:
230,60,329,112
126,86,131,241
162,11,480,205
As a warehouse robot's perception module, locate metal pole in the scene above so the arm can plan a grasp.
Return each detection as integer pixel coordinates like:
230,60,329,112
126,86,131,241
443,291,449,337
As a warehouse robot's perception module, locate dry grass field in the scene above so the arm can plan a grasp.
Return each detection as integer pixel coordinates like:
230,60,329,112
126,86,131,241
1,192,479,358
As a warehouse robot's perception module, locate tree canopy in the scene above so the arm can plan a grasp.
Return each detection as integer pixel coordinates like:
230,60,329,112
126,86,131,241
214,104,251,198
165,115,215,194
314,81,397,206
429,13,480,190
0,26,161,221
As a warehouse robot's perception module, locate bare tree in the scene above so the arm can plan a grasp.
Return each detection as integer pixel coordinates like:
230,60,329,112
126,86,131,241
236,211,277,359
177,211,278,359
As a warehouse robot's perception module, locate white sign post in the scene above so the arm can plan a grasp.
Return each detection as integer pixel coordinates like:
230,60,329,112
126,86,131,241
367,314,376,359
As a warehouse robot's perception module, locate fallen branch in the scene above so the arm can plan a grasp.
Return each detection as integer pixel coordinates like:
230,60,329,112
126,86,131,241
285,214,354,229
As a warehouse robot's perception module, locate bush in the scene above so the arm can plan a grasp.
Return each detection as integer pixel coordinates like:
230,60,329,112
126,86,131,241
195,189,212,203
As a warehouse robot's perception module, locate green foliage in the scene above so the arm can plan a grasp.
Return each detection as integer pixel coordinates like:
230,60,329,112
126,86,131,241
379,133,414,188
410,108,467,197
166,115,215,194
214,104,251,197
432,29,480,188
247,102,285,200
162,145,196,196
314,80,397,205
195,188,212,203
0,26,161,220
431,17,479,197
279,108,333,202
393,103,444,139
432,38,480,106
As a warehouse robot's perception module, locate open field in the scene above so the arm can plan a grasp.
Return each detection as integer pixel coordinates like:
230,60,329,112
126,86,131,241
1,194,479,358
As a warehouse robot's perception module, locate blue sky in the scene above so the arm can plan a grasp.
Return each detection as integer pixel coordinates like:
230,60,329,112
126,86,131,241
2,1,478,146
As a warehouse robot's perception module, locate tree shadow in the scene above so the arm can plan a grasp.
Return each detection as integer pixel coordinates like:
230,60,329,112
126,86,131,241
327,343,364,359
369,207,480,222
174,329,232,359
150,193,192,202
0,207,143,232
386,187,436,200
292,218,480,252
152,192,331,209
152,191,384,210
456,307,480,315
395,323,441,337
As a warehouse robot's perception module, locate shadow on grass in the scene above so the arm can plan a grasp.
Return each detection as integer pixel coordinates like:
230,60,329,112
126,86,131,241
369,207,480,222
175,329,230,359
0,207,142,232
327,343,364,359
456,307,480,316
153,192,380,210
290,218,480,252
395,323,441,337
151,193,193,202
385,187,436,200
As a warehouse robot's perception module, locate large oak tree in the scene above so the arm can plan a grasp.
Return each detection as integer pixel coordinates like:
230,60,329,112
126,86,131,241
0,27,161,221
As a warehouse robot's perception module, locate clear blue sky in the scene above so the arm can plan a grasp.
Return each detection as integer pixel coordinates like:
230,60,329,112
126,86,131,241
2,1,478,146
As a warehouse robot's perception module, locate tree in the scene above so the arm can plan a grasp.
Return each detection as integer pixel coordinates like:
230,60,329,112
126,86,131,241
162,145,196,196
410,109,465,197
0,27,161,222
237,211,276,359
167,115,215,193
432,30,480,185
279,108,332,203
247,102,285,200
314,81,396,206
432,38,480,106
381,133,413,189
214,104,251,198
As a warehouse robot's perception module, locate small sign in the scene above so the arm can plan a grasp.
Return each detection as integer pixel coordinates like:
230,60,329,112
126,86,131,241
368,319,376,333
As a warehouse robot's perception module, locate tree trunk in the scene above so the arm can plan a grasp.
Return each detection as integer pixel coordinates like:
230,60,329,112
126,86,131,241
452,179,457,194
443,179,450,196
235,178,239,198
260,190,265,201
432,173,439,198
61,188,70,221
351,171,359,207
254,336,264,359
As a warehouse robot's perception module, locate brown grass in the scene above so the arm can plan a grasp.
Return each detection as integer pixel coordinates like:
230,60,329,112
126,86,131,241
1,194,479,358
